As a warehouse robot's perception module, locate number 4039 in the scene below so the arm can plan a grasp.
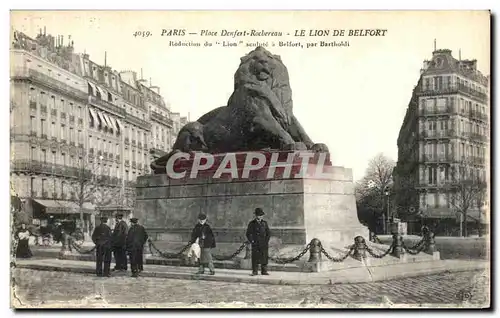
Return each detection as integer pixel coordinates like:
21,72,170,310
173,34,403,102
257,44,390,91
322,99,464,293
134,31,152,37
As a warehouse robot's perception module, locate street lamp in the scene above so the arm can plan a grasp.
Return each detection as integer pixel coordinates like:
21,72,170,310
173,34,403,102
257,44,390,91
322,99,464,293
384,186,390,234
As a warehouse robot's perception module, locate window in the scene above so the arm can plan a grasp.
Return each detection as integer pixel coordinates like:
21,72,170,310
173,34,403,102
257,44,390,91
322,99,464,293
61,124,65,140
30,116,36,133
424,78,431,90
88,84,94,96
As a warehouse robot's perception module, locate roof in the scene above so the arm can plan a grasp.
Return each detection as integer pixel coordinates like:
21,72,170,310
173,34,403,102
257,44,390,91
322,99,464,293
421,49,489,86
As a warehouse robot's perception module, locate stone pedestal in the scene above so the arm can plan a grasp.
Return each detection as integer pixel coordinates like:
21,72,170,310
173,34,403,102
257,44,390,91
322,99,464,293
135,151,368,251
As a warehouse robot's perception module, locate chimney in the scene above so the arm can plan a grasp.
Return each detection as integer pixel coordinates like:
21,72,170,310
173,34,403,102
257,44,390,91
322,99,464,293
61,35,64,46
44,27,46,35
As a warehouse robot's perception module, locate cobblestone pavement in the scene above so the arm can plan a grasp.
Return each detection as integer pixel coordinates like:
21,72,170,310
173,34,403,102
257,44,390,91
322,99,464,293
11,269,489,308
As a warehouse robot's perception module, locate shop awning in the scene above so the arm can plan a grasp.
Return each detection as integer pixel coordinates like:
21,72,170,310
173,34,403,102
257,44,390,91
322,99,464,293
88,108,98,124
102,113,115,130
97,111,110,129
105,113,118,131
87,81,98,96
32,199,80,215
96,86,107,99
115,118,124,133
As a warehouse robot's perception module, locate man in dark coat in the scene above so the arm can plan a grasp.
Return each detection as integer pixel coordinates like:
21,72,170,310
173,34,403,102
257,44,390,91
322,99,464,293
91,217,112,277
190,213,216,275
246,208,271,276
126,218,149,277
112,213,128,271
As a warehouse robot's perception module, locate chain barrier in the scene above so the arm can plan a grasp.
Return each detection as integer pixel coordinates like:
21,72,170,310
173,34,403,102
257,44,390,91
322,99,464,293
405,239,425,251
212,242,248,261
71,241,96,254
148,240,193,259
401,240,427,255
270,243,311,264
321,246,354,262
364,241,394,259
372,235,383,244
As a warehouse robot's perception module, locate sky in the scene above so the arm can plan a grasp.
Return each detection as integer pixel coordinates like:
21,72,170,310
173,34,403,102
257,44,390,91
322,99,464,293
10,10,490,180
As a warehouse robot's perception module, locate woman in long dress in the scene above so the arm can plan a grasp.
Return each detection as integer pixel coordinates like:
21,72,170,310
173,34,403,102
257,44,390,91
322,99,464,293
15,223,33,258
190,214,216,275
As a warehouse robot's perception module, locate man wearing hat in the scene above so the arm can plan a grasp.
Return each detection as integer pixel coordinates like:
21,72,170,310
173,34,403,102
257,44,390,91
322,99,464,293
91,217,112,277
112,213,128,271
126,218,149,277
246,208,271,276
190,213,216,275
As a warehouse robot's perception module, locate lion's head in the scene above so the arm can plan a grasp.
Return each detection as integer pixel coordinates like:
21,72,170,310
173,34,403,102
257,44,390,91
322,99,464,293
233,47,293,114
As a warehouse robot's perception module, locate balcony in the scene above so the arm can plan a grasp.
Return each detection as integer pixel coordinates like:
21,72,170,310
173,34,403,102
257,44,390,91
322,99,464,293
51,136,57,142
138,142,142,149
151,111,174,127
124,137,130,145
40,105,47,114
60,139,67,145
469,132,488,143
418,83,488,103
420,129,455,140
125,113,152,130
469,110,489,122
29,130,37,137
78,143,84,149
50,109,57,116
29,101,37,110
125,160,130,167
12,68,88,101
69,141,76,147
40,133,48,140
420,154,453,164
132,140,136,147
61,112,67,119
89,148,94,154
78,118,83,125
115,156,120,163
10,160,92,179
88,95,126,117
418,106,455,117
42,191,49,198
132,161,137,169
51,192,58,199
69,115,75,123
472,156,486,165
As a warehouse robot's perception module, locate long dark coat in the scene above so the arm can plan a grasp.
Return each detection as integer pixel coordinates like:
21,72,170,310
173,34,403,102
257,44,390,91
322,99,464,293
190,223,216,249
92,223,112,248
246,219,271,264
126,224,149,251
112,220,128,247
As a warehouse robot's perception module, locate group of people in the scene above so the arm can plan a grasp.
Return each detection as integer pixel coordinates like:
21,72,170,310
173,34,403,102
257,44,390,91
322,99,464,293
91,213,149,278
93,207,272,278
191,207,272,276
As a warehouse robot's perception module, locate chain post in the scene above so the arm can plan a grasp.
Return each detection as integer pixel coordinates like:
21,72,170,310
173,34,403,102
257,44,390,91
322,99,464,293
58,233,71,259
390,234,402,258
352,236,367,261
422,226,436,255
308,238,322,262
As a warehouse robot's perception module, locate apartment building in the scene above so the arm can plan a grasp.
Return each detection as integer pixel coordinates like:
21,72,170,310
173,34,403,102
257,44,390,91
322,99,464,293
10,29,186,233
393,49,489,236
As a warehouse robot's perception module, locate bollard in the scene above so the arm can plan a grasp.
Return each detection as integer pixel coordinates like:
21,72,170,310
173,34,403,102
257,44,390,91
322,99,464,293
422,226,436,255
352,236,367,261
391,234,402,258
308,238,322,262
58,233,71,258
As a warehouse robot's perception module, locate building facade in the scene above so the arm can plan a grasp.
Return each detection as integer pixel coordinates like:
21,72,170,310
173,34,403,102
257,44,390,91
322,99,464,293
393,49,489,236
10,29,186,233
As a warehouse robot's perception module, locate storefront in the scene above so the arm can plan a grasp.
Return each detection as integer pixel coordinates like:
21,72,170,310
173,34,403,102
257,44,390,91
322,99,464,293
25,198,96,237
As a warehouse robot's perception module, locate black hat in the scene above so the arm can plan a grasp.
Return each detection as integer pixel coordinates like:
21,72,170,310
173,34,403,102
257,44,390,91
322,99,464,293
198,213,207,220
255,208,265,216
100,216,108,222
115,213,124,218
130,217,138,224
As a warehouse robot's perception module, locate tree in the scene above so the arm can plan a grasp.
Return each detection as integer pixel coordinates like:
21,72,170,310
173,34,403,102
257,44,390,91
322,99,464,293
68,154,121,234
355,153,396,236
450,159,487,237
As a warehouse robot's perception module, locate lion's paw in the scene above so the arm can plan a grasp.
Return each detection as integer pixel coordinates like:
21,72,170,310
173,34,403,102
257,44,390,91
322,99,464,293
283,142,308,151
311,143,329,153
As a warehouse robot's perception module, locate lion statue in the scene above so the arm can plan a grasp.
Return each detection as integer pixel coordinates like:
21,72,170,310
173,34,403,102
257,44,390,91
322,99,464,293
151,46,328,174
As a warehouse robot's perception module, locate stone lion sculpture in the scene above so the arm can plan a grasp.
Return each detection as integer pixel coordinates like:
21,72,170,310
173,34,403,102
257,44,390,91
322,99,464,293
151,46,328,174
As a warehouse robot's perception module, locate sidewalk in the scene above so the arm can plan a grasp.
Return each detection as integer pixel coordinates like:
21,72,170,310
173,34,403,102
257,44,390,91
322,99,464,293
15,258,488,285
